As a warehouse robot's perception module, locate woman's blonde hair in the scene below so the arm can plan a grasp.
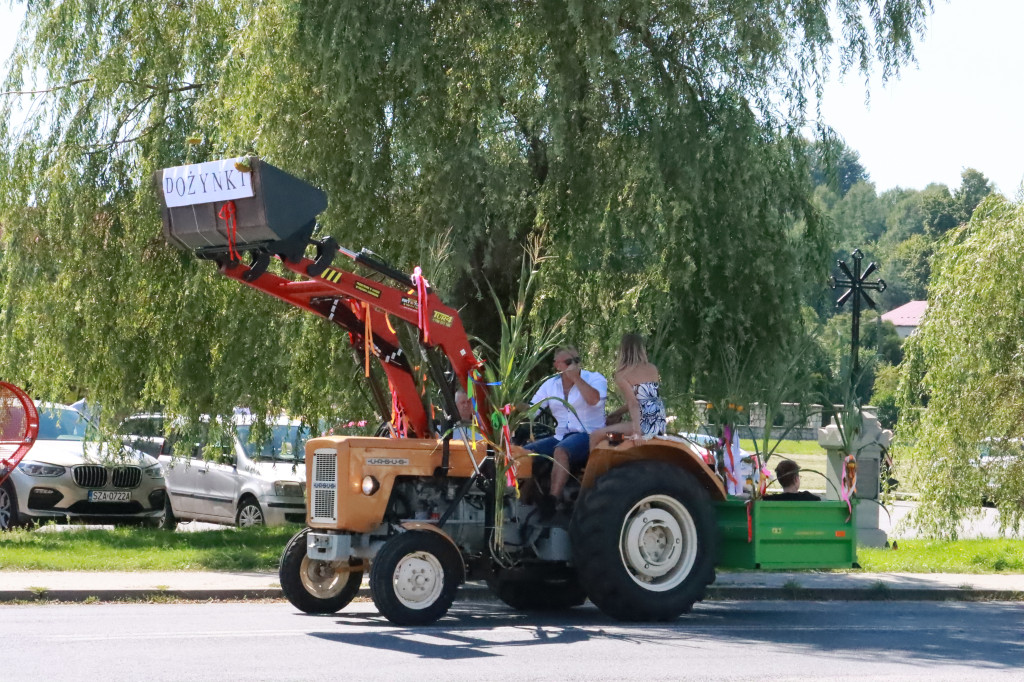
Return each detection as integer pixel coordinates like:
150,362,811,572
616,333,649,373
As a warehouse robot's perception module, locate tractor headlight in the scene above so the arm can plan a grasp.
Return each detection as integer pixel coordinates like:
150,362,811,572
361,475,380,496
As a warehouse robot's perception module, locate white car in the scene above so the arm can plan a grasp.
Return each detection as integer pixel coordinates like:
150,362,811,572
121,413,309,528
977,438,1024,509
0,404,167,530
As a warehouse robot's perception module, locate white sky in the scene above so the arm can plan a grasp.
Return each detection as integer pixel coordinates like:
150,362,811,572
817,0,1024,196
0,0,1020,196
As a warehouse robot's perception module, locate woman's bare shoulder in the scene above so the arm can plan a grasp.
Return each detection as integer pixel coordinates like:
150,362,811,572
616,364,660,384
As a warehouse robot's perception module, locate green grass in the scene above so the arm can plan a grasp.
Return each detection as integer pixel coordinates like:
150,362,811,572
4,526,1024,575
740,438,826,457
0,525,298,571
857,539,1024,573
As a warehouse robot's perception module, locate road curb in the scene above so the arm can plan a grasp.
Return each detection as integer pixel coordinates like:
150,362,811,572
0,588,286,602
3,585,1022,604
705,586,1024,602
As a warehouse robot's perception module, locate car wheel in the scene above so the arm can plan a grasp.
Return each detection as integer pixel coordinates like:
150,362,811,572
569,461,717,622
156,497,178,530
370,530,463,626
279,528,363,614
0,480,21,531
236,497,264,527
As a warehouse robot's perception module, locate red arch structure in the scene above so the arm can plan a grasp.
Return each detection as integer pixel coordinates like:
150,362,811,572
0,382,39,486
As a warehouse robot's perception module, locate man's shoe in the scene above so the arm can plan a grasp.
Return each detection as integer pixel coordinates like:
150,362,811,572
538,494,558,520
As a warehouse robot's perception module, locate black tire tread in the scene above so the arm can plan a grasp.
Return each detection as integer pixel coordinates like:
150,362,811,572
569,462,717,621
158,497,178,531
235,496,264,527
491,572,588,611
0,479,21,531
369,530,463,626
279,528,363,614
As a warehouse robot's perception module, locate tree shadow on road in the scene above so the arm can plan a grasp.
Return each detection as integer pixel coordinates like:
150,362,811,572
306,600,1024,668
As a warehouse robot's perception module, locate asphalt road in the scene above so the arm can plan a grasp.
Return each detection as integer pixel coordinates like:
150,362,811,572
3,600,1022,681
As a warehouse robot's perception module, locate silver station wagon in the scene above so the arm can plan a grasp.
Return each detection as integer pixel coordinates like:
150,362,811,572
121,413,308,528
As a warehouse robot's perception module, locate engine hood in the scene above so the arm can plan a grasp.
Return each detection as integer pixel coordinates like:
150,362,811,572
22,439,158,468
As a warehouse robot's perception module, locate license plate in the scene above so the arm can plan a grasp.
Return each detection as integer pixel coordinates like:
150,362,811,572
89,490,130,502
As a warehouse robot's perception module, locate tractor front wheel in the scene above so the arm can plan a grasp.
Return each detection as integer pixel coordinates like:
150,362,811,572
280,528,363,614
370,530,463,626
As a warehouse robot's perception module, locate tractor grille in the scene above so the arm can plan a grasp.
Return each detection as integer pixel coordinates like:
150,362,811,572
111,467,142,489
73,465,107,488
311,450,337,523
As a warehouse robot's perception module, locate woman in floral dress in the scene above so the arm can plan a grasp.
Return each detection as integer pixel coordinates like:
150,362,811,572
589,333,667,448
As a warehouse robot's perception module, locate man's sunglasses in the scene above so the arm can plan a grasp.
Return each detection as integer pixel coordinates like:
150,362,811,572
559,357,581,365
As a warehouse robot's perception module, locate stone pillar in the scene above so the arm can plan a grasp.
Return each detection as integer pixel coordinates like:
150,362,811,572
818,409,891,548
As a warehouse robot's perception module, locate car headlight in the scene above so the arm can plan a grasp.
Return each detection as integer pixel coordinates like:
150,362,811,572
18,462,66,477
144,463,164,479
274,481,304,497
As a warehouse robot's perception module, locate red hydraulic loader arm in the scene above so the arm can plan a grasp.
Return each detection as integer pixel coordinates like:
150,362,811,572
154,156,492,440
0,382,39,487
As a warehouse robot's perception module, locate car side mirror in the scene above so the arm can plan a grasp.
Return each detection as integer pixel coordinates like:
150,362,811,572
217,446,235,466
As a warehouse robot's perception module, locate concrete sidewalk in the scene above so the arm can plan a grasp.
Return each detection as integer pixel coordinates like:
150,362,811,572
2,569,1022,603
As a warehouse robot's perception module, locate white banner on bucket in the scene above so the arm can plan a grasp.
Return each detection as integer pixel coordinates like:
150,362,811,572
161,157,255,208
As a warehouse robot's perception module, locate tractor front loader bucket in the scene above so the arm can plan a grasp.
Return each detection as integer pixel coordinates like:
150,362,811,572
155,156,327,262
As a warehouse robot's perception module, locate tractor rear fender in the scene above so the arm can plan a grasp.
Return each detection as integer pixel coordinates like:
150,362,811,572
583,439,727,501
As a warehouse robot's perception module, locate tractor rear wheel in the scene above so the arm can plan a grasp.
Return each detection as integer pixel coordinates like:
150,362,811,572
569,461,717,621
489,565,587,611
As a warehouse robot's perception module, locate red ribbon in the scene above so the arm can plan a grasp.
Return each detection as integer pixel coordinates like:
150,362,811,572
218,200,240,262
745,499,753,543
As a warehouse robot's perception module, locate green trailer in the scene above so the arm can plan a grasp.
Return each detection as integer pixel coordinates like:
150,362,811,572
716,498,858,570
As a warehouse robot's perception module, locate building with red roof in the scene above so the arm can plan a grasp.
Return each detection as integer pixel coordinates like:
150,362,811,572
881,300,928,339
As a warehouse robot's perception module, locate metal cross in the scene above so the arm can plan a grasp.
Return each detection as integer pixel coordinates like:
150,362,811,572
831,249,886,380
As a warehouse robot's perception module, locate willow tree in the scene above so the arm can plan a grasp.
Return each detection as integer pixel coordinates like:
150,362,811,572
898,196,1024,537
0,1,933,428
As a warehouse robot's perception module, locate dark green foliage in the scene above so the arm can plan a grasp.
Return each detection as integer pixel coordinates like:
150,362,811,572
0,1,934,434
809,137,870,197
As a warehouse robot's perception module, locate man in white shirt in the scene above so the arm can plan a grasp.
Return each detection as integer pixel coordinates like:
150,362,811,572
525,346,607,509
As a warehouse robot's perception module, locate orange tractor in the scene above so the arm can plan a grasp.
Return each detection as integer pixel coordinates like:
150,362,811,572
156,157,855,625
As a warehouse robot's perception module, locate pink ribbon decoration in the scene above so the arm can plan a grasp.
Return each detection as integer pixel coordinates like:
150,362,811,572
719,424,740,493
500,404,518,491
840,454,857,521
390,380,407,438
411,266,431,344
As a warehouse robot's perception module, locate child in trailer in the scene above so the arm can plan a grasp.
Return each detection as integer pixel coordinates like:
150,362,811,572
763,459,820,501
589,333,667,449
